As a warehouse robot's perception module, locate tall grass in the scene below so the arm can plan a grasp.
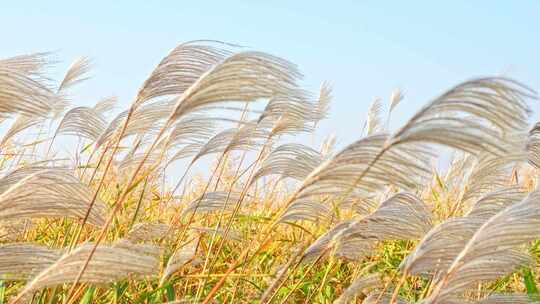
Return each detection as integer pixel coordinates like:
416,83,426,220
0,41,539,303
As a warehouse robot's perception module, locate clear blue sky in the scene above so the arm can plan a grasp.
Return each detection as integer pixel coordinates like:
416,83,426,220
2,1,539,146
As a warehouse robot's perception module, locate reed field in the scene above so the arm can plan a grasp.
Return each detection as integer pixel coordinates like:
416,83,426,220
1,40,540,303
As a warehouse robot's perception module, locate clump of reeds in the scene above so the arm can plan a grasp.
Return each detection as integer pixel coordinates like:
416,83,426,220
0,41,539,304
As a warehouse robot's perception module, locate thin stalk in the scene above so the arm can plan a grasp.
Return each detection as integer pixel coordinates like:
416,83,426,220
202,145,392,303
168,151,228,253
156,162,197,244
389,271,408,304
86,140,112,186
31,121,47,161
68,140,115,250
201,230,275,304
205,137,273,277
61,123,168,304
304,259,335,304
64,284,87,304
260,250,306,304
163,161,194,207
421,276,436,299
279,254,324,304
61,101,252,303
162,103,250,244
79,146,98,182
208,149,278,300
202,179,306,303
374,271,398,304
194,150,248,299
128,176,149,230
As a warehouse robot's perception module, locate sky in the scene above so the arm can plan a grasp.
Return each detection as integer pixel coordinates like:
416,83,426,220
1,1,539,149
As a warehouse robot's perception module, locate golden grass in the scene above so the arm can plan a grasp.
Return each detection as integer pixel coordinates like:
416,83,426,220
0,42,539,304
